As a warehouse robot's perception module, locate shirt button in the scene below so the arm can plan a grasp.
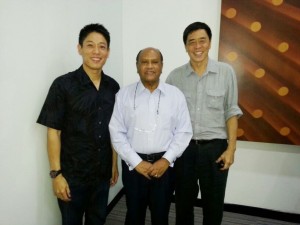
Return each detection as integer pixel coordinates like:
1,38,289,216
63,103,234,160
98,107,102,110
97,148,101,151
98,135,101,138
99,121,102,125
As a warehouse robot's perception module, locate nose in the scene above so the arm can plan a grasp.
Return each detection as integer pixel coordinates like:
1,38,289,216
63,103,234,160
195,40,202,48
93,46,100,54
147,62,154,68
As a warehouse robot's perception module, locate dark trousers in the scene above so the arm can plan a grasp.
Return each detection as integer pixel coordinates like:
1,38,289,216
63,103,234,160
175,139,228,225
58,180,110,225
122,160,175,225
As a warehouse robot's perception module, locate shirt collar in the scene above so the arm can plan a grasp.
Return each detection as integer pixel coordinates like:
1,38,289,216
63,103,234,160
185,58,218,77
136,80,165,95
77,65,109,87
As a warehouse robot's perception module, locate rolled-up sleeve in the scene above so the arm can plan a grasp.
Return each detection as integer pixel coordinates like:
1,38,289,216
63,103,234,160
224,66,243,121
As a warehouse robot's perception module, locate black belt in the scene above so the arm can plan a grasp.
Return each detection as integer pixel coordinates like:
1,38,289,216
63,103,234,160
138,152,165,163
190,139,217,145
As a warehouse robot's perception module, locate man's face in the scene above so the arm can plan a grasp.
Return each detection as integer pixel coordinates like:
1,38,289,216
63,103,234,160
77,32,109,73
185,29,211,64
136,49,163,84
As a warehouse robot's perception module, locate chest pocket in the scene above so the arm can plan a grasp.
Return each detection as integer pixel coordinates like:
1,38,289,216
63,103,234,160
206,89,225,110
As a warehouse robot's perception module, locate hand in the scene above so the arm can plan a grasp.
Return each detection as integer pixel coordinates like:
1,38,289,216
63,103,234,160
110,164,119,186
52,175,71,202
135,161,153,179
216,149,235,171
149,158,170,178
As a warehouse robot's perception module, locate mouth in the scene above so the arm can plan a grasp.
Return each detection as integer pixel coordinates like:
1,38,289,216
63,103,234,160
91,57,102,63
145,71,156,76
194,51,203,56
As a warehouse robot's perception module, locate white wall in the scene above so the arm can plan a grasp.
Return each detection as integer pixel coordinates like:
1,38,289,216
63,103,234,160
228,141,300,213
122,0,221,85
0,1,123,225
0,1,299,225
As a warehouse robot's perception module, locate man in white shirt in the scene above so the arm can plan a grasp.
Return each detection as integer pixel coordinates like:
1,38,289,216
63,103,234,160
109,47,192,225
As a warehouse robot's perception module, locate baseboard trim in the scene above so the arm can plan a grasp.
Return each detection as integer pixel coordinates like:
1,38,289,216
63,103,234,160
107,188,125,215
193,198,300,224
110,189,300,223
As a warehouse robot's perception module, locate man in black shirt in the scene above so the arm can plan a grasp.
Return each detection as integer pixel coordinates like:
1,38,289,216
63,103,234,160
37,23,120,225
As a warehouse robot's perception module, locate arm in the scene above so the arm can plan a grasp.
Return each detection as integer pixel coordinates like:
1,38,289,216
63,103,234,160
110,145,119,186
216,116,238,170
216,65,242,170
109,91,153,179
47,127,71,201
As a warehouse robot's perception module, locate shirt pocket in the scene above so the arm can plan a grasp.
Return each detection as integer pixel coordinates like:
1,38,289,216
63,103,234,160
206,89,225,110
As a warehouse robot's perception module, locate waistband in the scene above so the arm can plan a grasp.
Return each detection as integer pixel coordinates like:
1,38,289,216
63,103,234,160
190,139,223,145
137,152,165,163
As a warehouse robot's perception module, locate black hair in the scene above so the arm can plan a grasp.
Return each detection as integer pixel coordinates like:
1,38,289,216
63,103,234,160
183,22,212,45
78,23,110,47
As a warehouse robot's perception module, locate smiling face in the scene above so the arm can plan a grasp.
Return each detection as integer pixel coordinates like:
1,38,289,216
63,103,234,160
185,29,211,65
136,48,163,88
77,31,109,74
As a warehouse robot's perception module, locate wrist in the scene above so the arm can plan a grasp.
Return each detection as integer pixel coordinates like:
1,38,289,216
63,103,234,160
49,169,62,179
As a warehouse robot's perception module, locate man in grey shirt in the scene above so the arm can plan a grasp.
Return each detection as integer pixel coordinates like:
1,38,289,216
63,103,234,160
166,22,243,225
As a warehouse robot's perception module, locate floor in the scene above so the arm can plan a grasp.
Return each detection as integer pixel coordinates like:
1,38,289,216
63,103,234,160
106,196,299,225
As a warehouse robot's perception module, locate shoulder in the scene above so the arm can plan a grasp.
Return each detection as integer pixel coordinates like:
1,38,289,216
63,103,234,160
50,70,77,90
162,83,186,100
168,63,187,77
116,82,137,98
166,63,188,84
211,59,234,73
103,73,119,86
102,73,120,91
208,59,236,81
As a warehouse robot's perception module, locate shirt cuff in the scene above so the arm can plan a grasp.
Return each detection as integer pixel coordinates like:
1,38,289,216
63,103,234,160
126,152,143,171
162,151,176,167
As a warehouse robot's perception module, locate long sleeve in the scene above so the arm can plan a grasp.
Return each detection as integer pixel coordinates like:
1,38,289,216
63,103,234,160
109,91,143,170
109,82,193,170
163,92,193,164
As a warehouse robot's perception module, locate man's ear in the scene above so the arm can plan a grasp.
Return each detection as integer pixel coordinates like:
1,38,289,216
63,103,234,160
77,44,82,56
107,48,110,58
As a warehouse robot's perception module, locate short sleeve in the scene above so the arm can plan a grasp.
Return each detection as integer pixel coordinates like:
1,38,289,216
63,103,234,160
36,78,66,130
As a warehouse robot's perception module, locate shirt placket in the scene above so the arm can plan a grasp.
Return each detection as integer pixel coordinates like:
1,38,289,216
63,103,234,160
96,90,104,152
147,91,158,151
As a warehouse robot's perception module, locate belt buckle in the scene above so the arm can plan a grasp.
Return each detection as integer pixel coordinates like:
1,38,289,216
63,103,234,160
146,154,155,162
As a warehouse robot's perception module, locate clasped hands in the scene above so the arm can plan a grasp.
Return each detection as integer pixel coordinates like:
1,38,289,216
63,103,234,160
135,158,170,180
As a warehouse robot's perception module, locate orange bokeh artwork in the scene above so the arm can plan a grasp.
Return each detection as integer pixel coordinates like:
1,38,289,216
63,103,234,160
219,0,300,145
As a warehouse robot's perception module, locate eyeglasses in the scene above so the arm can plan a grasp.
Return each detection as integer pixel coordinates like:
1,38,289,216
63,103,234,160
134,121,158,133
134,112,159,133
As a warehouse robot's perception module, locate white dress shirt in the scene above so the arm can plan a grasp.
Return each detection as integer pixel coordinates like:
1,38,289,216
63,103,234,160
109,80,193,170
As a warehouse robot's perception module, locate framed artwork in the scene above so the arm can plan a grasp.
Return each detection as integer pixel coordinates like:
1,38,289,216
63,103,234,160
219,0,300,145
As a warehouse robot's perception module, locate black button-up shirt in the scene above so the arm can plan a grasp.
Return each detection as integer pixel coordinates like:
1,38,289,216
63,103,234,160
37,66,120,186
